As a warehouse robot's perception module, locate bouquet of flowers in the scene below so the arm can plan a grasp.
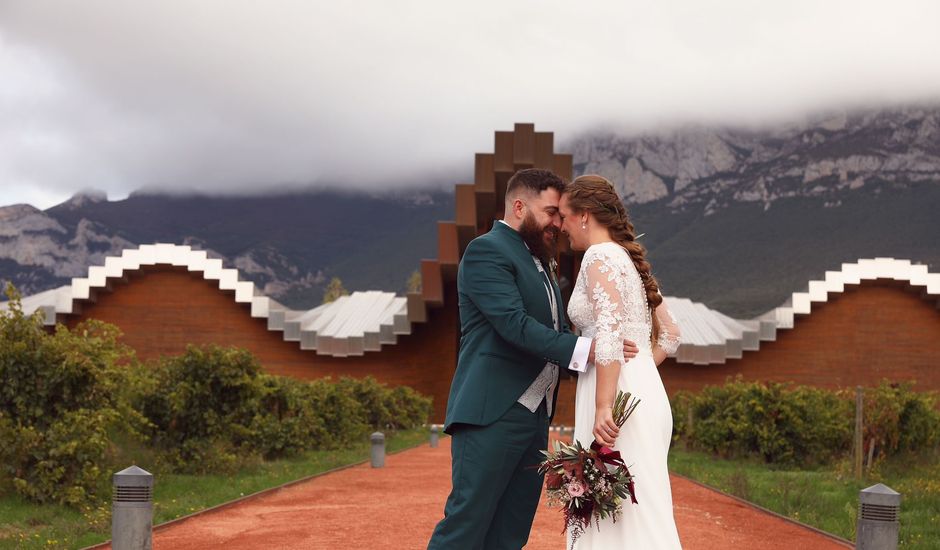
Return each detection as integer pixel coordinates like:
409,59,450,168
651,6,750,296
539,391,640,548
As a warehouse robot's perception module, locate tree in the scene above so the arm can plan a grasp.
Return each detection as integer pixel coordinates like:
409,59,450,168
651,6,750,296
406,270,422,293
323,277,349,303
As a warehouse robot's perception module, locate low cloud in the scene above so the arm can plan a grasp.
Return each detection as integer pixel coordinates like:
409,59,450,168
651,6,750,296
2,0,939,207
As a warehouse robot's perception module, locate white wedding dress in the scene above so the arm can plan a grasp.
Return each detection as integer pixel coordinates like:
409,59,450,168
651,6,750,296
567,242,683,549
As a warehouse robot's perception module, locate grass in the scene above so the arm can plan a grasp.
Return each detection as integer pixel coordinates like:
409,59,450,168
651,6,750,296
0,428,432,550
668,446,940,548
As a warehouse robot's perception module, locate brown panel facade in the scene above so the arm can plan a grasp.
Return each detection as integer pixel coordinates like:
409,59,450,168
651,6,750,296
494,131,515,174
421,260,443,307
534,132,555,170
474,153,495,193
437,222,459,281
512,122,535,168
455,184,476,228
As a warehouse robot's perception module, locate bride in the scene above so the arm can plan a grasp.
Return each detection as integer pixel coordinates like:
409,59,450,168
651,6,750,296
559,175,683,549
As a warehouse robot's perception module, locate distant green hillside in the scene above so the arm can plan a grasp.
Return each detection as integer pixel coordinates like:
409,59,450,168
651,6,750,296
633,182,940,317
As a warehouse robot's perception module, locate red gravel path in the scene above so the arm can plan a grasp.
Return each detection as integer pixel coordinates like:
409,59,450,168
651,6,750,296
108,438,850,549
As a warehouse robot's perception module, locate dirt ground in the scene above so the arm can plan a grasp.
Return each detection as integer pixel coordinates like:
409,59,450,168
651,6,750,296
100,437,852,549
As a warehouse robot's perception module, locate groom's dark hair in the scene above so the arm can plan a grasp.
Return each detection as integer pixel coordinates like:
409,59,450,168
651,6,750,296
505,169,566,202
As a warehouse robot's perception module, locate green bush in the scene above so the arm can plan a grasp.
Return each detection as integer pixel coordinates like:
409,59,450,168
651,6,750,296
1,409,116,506
248,376,344,459
135,345,262,460
132,344,433,468
244,374,434,460
336,377,433,431
863,381,940,459
672,377,940,466
386,385,434,429
1,283,434,504
0,285,140,505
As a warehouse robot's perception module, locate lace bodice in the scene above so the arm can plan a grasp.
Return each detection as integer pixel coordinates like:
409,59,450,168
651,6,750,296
567,242,681,366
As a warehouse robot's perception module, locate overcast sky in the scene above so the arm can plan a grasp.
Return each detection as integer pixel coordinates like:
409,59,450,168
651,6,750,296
2,1,940,209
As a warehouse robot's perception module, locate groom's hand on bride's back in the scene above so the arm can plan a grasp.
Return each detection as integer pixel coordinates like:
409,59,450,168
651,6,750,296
586,339,639,365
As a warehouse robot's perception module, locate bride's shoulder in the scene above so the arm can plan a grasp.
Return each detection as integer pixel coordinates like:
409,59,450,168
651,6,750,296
583,241,624,263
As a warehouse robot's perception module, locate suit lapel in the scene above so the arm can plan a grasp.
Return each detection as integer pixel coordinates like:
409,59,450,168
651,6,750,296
490,221,555,328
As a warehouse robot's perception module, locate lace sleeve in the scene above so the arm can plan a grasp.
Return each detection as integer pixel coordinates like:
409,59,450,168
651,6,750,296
654,300,681,355
584,253,626,367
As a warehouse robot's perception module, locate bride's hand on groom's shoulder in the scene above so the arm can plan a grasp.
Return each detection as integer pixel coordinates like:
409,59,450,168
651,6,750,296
593,406,619,447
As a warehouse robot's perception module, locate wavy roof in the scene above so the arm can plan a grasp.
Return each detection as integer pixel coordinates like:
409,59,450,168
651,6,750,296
1,243,411,358
4,244,935,363
667,257,939,364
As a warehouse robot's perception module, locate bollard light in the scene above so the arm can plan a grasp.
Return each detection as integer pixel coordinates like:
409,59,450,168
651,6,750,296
430,425,440,448
112,465,153,550
857,483,901,550
371,432,386,468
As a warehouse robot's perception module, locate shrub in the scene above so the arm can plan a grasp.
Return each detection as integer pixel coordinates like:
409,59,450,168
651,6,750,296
133,345,433,467
386,385,434,429
137,345,262,453
1,409,117,505
0,284,139,505
673,377,940,466
336,377,433,431
248,376,334,459
245,376,430,459
862,381,940,459
1,282,434,500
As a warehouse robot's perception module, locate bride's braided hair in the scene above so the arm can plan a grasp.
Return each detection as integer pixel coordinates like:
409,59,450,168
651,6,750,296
565,175,663,312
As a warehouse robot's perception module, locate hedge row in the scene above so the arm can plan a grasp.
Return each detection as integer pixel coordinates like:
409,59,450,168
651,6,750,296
0,285,432,506
671,377,940,465
133,345,432,473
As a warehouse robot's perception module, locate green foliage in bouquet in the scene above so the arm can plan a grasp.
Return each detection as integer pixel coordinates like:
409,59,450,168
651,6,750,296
612,390,641,428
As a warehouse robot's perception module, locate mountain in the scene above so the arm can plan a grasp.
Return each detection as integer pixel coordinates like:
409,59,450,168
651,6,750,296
1,105,938,316
0,190,454,309
570,106,940,213
567,105,940,316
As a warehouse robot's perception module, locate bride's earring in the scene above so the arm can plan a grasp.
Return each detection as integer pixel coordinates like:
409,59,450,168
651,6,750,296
581,219,587,230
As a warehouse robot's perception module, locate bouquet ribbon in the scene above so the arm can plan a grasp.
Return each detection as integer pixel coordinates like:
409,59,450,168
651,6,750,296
590,441,638,504
589,441,625,468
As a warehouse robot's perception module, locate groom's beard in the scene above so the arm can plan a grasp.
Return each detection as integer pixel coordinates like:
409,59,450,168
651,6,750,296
519,213,559,266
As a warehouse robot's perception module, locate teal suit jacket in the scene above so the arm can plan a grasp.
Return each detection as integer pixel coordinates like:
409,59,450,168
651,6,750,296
443,221,579,433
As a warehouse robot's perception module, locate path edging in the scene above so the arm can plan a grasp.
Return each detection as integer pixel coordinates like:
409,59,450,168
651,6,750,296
670,472,855,548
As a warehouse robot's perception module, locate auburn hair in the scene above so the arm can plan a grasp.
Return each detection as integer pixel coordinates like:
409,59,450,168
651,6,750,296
565,174,663,340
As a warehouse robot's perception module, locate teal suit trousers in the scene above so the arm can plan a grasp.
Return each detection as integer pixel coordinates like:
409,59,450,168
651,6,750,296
428,401,548,549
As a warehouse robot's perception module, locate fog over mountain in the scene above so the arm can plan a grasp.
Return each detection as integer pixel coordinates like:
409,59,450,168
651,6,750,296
3,1,940,208
2,105,938,317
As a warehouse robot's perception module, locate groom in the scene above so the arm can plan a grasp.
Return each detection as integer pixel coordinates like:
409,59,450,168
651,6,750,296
427,169,638,549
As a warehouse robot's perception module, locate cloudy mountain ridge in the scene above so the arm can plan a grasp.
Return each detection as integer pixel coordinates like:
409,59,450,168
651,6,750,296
572,106,940,215
1,106,938,316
